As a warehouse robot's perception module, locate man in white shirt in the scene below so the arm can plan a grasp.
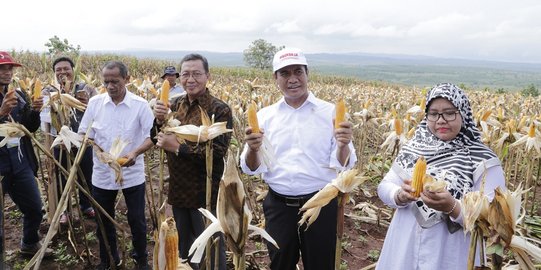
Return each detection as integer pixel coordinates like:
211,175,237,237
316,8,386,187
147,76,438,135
78,61,154,270
240,48,357,270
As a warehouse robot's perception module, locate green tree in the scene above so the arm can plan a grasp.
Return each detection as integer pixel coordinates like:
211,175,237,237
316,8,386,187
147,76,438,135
44,35,81,56
496,88,507,94
521,83,539,97
243,39,284,70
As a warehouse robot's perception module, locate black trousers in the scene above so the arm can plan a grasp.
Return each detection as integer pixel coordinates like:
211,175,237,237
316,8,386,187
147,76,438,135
264,190,338,270
172,207,226,270
93,183,147,266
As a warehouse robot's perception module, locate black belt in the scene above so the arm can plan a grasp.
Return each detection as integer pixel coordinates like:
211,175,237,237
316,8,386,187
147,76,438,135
268,189,317,207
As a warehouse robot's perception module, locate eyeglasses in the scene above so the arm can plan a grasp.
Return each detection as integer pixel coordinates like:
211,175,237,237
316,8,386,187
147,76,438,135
426,111,460,122
180,71,206,80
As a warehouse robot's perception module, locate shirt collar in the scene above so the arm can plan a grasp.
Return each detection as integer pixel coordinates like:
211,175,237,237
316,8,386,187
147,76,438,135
102,88,132,107
278,91,318,110
181,88,211,108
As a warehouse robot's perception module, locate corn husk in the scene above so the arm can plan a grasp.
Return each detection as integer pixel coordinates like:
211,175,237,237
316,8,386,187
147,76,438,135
50,126,83,152
484,184,541,268
189,152,277,265
90,137,130,185
0,122,25,147
461,191,490,234
423,175,447,192
163,106,232,144
156,217,179,270
299,169,367,229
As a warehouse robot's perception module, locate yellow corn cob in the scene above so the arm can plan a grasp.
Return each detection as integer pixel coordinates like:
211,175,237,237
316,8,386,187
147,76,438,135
6,86,15,98
528,122,536,138
18,79,28,90
161,80,170,107
411,156,426,198
99,86,107,94
164,217,179,270
394,118,403,135
116,157,128,166
481,110,492,121
420,98,426,111
335,99,346,129
33,80,42,101
247,101,260,133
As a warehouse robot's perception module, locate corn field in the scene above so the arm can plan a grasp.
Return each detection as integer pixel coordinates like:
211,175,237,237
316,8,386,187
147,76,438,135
5,51,541,269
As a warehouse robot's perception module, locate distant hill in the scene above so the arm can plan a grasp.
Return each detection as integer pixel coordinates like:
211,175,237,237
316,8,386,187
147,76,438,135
92,49,541,91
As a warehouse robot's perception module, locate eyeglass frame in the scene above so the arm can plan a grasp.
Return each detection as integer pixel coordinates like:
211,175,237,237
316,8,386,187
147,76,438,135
179,71,207,80
425,110,460,122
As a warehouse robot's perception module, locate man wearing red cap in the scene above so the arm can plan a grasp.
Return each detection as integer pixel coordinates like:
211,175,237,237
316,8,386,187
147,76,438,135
241,48,357,269
0,51,51,257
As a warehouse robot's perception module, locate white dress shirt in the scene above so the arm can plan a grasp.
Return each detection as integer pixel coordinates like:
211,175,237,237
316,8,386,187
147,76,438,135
78,91,154,190
240,92,357,196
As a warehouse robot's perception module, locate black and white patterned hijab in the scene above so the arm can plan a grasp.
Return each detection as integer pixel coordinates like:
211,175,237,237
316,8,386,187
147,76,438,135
392,83,500,227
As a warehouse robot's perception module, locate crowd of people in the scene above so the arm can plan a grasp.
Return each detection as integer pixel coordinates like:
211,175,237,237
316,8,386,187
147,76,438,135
0,48,506,270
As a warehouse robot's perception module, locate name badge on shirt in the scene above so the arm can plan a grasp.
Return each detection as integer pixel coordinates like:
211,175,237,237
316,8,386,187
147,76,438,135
411,199,443,228
7,137,20,148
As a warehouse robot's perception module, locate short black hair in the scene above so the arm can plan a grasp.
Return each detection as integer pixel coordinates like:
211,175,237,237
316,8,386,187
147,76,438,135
52,56,75,71
102,61,129,78
180,54,209,73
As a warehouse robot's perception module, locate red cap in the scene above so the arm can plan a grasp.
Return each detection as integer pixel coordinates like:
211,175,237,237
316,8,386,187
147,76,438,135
0,51,22,67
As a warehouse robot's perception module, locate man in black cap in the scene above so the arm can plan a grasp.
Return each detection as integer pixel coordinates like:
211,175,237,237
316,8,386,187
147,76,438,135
161,65,185,100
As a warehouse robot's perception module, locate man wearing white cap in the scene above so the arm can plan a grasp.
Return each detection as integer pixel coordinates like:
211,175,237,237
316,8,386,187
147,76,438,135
240,48,357,269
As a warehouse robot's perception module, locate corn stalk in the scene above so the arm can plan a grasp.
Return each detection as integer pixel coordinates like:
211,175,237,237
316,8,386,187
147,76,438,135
23,124,128,270
205,139,214,270
335,192,346,270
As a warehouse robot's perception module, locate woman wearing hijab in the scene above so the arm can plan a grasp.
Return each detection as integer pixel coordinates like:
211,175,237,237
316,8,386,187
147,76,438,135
376,83,506,269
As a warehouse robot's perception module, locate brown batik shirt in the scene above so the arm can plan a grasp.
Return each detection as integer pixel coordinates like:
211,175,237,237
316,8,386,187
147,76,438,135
152,89,232,209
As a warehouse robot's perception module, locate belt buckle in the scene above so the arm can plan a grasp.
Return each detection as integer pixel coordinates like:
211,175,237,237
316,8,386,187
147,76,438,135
285,197,300,207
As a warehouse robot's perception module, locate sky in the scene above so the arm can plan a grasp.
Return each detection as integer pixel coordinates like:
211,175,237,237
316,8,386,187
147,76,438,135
4,0,541,63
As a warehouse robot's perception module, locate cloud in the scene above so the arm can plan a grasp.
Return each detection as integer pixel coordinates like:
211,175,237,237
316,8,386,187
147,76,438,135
2,0,541,62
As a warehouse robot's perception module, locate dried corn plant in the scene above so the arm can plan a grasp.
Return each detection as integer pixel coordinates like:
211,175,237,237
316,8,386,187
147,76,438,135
189,151,277,270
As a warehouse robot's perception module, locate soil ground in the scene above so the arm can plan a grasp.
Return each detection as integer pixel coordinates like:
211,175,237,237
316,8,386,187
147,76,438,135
3,151,539,270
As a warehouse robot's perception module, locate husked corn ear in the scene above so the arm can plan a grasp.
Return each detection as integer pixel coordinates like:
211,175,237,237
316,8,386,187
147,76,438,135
335,99,346,129
164,217,179,270
394,118,403,134
33,80,42,101
6,86,15,98
117,157,128,166
528,122,536,137
411,156,426,198
19,79,28,90
161,80,170,107
247,101,260,133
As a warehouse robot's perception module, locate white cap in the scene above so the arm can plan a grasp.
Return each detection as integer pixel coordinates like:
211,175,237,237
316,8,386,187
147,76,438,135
272,47,308,72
